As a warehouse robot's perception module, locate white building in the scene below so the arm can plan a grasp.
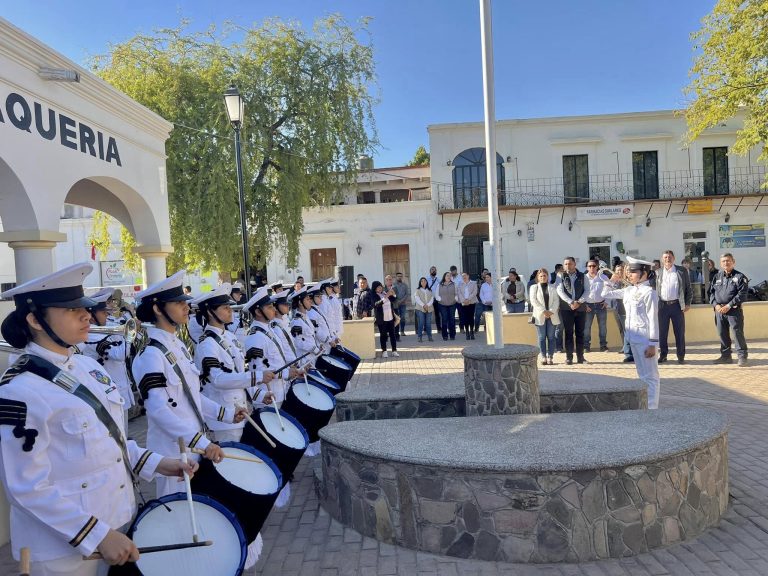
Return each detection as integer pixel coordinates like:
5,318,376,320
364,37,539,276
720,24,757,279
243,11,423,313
268,110,767,297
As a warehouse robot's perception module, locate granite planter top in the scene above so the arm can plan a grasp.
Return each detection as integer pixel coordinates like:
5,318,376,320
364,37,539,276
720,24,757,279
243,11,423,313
539,378,646,396
319,408,729,473
336,379,465,403
462,343,540,361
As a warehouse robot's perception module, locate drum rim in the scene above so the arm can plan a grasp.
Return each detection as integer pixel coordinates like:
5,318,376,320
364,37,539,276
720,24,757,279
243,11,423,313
257,407,310,445
305,370,341,390
289,380,337,407
129,492,247,571
336,344,361,359
319,354,352,370
217,441,285,487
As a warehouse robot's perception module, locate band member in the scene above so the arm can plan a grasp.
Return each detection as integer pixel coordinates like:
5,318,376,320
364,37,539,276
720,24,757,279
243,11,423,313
130,270,247,498
0,263,195,575
307,282,336,354
270,288,301,367
82,287,134,429
321,279,342,344
330,278,346,336
602,256,660,409
289,287,319,360
228,283,245,336
192,284,274,443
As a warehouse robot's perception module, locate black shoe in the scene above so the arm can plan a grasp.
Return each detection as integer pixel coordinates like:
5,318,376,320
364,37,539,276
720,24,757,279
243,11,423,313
443,336,448,341
565,357,573,365
584,347,591,353
713,356,733,364
600,346,609,352
465,333,470,340
658,356,667,364
738,358,748,367
450,337,456,341
577,357,586,364
623,356,634,363
677,358,685,365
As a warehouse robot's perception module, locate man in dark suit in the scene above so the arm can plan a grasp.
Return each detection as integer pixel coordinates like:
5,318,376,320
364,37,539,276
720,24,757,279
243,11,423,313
656,250,692,364
555,256,587,365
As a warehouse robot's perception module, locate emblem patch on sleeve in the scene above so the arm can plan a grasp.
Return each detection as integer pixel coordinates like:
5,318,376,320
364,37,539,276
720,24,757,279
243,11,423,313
89,370,112,386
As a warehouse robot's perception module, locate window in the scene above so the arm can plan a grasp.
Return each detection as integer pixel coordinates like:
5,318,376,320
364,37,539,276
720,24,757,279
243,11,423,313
451,148,505,209
357,191,376,204
562,155,589,204
380,189,410,203
703,147,729,196
0,283,16,299
632,151,659,200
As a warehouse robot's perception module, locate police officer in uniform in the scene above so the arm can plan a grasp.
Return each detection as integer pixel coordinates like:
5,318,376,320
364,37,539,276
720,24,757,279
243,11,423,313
709,252,750,366
0,263,195,575
130,270,247,498
192,284,274,443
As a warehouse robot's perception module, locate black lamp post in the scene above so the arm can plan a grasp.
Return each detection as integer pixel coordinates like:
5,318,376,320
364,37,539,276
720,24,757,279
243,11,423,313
224,84,251,300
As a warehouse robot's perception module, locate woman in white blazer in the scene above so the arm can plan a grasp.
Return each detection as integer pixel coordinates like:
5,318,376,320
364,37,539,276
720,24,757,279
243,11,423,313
529,268,561,365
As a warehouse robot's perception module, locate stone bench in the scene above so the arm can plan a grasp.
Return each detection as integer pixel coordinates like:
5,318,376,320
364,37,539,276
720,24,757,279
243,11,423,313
318,409,729,562
335,377,646,422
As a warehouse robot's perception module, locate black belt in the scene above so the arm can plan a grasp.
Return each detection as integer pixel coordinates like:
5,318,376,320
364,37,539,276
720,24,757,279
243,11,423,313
661,299,679,304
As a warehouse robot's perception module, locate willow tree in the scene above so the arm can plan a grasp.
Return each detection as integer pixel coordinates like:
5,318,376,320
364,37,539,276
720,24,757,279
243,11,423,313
92,16,378,273
685,0,768,170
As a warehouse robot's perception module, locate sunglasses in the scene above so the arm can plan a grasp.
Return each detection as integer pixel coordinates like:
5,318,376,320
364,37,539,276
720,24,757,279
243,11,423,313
587,264,597,268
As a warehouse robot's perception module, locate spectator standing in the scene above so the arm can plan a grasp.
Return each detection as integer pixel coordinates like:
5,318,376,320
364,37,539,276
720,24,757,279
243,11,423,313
682,258,703,284
435,272,458,340
450,266,464,333
583,260,609,352
393,272,410,339
372,280,399,358
476,273,494,331
551,264,564,352
413,277,434,342
530,268,560,365
556,257,587,365
709,253,749,366
355,276,375,319
656,250,692,364
705,258,718,293
550,263,564,285
457,272,478,339
502,269,526,313
426,266,442,332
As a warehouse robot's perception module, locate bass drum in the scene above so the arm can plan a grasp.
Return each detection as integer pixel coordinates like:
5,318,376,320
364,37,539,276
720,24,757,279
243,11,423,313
109,493,246,576
241,407,309,483
192,442,282,545
330,344,360,373
315,354,353,391
281,381,336,442
305,369,341,395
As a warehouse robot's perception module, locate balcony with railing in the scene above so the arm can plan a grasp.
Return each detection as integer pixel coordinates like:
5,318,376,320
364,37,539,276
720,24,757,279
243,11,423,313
435,166,767,212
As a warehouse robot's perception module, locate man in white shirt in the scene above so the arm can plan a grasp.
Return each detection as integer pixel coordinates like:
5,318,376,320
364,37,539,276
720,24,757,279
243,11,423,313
583,259,609,352
450,265,464,333
657,250,692,364
476,272,494,332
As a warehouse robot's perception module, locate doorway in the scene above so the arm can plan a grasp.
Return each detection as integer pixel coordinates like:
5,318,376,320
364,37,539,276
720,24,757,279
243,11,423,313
587,236,612,268
382,244,410,286
683,232,708,303
310,248,337,282
461,222,489,280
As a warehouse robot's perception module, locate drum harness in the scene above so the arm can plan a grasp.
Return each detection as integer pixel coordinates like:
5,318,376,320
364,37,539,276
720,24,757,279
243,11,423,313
201,329,255,402
310,306,335,346
270,320,298,357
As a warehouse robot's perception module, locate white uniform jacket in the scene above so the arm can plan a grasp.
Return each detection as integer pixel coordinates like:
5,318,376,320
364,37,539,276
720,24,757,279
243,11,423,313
320,297,340,339
601,281,659,347
270,317,298,365
131,327,233,457
245,321,291,403
194,326,265,432
82,330,134,409
308,305,333,354
289,311,317,359
0,343,162,561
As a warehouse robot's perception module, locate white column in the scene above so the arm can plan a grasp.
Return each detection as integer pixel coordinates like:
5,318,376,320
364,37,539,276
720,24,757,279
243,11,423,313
140,253,169,287
8,241,57,283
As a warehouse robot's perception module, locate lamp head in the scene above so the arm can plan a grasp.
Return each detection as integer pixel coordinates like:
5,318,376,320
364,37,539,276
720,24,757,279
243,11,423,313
223,84,244,128
724,212,731,223
355,243,362,256
568,220,573,232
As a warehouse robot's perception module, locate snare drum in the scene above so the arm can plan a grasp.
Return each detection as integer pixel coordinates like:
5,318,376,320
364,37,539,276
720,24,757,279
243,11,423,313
240,407,309,483
305,368,341,395
315,354,353,391
330,344,361,373
114,493,246,576
281,381,336,442
192,442,282,544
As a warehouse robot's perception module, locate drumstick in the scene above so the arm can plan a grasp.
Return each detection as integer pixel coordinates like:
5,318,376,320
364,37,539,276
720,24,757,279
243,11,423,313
19,547,30,576
271,350,313,375
265,380,285,431
84,540,213,560
177,438,200,543
236,405,277,448
190,447,264,464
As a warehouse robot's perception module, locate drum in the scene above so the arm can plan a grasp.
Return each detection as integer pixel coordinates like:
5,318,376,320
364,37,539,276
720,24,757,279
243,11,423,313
240,407,309,483
330,344,361,373
114,493,246,576
281,381,336,442
315,354,353,391
192,442,282,544
305,368,341,395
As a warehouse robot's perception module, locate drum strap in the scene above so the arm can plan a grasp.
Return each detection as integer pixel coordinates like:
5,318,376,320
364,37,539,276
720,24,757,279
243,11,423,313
7,354,142,497
248,325,287,363
148,340,210,437
271,321,297,356
203,330,241,373
310,307,333,343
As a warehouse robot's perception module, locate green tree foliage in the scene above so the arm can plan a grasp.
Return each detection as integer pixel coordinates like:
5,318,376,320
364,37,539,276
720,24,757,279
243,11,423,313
407,145,430,166
87,210,112,259
685,0,768,167
92,16,378,272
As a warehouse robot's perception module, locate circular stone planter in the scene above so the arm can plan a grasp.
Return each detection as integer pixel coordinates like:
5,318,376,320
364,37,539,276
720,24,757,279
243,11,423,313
539,379,647,413
318,409,729,562
463,344,540,416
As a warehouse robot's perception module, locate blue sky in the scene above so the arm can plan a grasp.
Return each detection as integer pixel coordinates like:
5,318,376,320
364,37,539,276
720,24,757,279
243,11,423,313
2,0,715,167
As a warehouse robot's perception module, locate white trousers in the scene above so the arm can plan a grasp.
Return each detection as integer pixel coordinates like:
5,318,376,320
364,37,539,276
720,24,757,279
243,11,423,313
630,342,660,409
31,555,103,576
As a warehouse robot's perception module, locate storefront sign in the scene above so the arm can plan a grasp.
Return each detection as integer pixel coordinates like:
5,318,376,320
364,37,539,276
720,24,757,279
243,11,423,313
99,261,136,287
0,89,122,166
719,224,766,249
687,199,713,214
575,204,633,220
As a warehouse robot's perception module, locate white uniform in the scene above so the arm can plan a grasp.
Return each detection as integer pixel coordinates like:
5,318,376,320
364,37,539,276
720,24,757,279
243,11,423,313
290,310,317,360
195,326,266,443
82,330,134,421
308,304,334,354
0,343,162,571
187,315,204,343
244,321,291,404
131,327,234,497
602,280,660,408
270,317,299,366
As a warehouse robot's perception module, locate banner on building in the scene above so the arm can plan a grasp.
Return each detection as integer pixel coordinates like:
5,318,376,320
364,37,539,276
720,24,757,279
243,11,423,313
575,204,634,220
526,222,535,242
688,199,714,214
718,224,766,249
99,260,137,287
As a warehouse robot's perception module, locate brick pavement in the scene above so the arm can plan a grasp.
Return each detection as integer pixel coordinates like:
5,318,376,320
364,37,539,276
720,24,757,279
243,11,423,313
2,334,768,575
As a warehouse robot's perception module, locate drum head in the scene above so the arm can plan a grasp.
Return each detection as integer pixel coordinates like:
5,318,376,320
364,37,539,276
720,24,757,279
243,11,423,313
215,442,282,495
305,370,340,391
291,381,336,411
131,494,245,576
257,408,309,449
320,355,351,370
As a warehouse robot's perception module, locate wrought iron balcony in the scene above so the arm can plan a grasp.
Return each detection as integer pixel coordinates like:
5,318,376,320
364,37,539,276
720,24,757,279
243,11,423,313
435,166,767,212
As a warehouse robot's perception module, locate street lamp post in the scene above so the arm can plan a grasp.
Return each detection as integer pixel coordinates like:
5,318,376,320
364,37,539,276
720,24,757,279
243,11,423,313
224,84,251,300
